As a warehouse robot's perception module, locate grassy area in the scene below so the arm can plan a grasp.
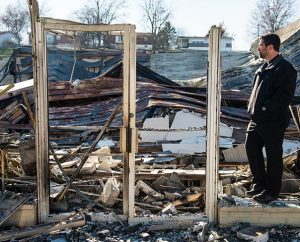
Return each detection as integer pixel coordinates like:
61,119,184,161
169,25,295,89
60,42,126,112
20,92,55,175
0,48,13,59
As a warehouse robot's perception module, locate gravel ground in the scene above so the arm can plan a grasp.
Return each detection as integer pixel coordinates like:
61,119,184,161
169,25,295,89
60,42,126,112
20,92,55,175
21,220,300,242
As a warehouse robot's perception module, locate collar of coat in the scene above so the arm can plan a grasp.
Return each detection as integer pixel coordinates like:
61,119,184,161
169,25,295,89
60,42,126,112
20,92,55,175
260,54,283,71
265,54,283,70
256,54,283,74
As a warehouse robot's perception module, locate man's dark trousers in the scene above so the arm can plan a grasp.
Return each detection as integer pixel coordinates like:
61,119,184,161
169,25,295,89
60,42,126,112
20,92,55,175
245,119,288,197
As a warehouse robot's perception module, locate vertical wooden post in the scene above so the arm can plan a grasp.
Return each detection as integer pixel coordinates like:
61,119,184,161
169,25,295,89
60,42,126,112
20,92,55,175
30,0,50,223
34,19,50,223
128,25,136,221
206,26,221,222
122,26,130,217
122,25,136,220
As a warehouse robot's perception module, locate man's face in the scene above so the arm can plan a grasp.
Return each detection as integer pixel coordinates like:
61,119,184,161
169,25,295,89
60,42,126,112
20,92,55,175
257,39,269,59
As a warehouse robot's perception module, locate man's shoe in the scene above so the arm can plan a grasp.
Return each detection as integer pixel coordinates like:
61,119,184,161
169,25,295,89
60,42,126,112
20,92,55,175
245,186,265,197
253,191,277,203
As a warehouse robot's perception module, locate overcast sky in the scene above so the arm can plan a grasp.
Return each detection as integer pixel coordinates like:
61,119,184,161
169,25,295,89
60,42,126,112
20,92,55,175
0,0,299,50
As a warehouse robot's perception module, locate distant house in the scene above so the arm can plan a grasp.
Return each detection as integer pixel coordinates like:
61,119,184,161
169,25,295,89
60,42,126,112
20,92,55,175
28,32,81,49
136,32,153,50
177,36,233,51
111,32,153,50
55,34,81,49
0,31,19,48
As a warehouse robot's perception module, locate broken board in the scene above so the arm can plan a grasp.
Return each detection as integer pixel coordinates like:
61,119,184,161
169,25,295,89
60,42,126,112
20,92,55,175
218,206,300,227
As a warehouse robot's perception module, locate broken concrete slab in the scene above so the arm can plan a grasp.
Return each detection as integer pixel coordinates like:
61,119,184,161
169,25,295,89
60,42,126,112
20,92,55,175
100,177,120,207
86,155,99,164
81,161,97,174
166,130,206,141
162,137,234,154
222,144,248,162
96,160,113,172
139,130,169,142
140,127,233,143
170,110,233,137
162,143,205,155
139,130,206,142
142,116,169,129
170,110,206,129
140,110,234,143
96,139,115,148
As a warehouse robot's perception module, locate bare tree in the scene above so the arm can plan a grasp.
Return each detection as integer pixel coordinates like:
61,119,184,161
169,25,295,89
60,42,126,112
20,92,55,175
1,3,28,44
74,0,126,48
142,0,172,51
0,0,49,44
249,0,295,39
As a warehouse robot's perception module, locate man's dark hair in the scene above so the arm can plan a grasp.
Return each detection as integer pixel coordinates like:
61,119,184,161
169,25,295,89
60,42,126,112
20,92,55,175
260,34,281,51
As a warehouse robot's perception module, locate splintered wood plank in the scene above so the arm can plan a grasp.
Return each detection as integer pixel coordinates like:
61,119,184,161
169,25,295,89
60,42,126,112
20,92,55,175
0,79,33,101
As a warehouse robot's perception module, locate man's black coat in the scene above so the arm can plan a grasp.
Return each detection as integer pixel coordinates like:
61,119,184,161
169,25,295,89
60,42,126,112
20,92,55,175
247,54,297,124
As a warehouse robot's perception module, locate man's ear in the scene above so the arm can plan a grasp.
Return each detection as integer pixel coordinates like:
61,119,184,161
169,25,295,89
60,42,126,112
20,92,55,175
267,44,274,51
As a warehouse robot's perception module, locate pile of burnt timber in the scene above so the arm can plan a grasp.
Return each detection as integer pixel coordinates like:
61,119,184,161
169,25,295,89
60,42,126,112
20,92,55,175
1,55,300,228
0,61,251,144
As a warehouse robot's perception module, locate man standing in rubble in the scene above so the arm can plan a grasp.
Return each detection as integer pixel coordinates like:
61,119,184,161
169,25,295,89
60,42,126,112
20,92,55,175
245,33,297,203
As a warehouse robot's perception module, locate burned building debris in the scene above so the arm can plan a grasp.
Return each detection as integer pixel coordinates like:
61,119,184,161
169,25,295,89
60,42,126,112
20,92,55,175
0,5,299,242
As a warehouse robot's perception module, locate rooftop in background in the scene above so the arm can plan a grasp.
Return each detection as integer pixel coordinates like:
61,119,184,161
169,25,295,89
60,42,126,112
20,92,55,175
177,36,233,51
